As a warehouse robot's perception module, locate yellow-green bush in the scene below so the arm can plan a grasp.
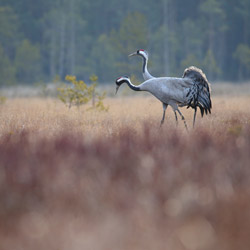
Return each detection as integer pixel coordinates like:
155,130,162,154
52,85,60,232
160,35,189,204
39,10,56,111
57,75,108,111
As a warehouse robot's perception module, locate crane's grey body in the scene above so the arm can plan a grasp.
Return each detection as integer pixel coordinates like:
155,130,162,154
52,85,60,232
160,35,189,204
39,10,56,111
129,49,211,127
139,77,192,107
115,67,211,129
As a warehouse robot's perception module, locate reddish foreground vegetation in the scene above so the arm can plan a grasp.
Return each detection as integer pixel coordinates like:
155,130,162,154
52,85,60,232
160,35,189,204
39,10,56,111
0,124,250,250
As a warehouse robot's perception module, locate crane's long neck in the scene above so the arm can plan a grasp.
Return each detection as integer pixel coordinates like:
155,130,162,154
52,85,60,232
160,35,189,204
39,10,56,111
125,79,141,91
142,56,154,80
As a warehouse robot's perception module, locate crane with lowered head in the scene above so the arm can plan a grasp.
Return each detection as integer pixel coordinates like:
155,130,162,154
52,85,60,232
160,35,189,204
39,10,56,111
128,49,211,127
115,66,211,129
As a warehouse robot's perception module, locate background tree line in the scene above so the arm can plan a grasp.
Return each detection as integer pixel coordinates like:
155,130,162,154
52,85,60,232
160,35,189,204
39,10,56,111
0,0,249,86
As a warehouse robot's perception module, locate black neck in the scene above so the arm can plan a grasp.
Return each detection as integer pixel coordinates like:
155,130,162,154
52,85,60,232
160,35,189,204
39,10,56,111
124,79,141,91
142,56,146,73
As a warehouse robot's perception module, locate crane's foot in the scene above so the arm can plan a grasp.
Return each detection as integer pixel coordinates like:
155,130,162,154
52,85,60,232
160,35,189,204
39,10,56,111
192,109,197,128
177,109,188,131
181,117,188,131
174,111,178,126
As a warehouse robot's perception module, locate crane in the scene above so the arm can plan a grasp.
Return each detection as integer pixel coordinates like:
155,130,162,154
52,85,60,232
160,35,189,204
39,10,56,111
115,67,211,129
129,49,155,80
128,49,211,127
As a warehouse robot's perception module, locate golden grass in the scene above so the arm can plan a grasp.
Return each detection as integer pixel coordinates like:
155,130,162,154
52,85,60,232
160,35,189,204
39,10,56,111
0,95,249,138
0,95,250,250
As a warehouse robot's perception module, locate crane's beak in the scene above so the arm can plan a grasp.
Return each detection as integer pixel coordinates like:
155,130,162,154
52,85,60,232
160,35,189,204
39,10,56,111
128,52,137,57
115,86,120,95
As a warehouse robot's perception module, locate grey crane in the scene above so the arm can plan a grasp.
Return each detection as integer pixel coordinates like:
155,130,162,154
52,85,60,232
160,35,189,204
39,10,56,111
129,49,155,80
115,67,211,129
128,49,210,127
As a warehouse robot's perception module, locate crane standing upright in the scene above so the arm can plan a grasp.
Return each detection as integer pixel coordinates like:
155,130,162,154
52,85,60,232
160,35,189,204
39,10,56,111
129,49,154,80
115,66,211,129
128,49,211,127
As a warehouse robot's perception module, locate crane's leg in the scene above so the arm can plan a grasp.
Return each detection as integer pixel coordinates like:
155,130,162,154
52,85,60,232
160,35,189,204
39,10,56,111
176,109,188,131
193,107,197,128
174,111,178,126
160,103,168,126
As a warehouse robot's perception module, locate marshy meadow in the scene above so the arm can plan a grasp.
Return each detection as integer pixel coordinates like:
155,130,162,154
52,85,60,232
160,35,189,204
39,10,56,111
0,83,250,250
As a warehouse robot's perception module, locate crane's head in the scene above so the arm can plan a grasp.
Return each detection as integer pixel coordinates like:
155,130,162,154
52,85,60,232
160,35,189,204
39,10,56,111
128,49,148,60
115,76,129,94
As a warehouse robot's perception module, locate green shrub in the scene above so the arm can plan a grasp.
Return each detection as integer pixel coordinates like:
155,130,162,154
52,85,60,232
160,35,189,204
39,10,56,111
57,75,108,111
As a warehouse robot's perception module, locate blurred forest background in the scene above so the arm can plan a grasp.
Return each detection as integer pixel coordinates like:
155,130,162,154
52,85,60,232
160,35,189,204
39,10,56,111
0,0,249,86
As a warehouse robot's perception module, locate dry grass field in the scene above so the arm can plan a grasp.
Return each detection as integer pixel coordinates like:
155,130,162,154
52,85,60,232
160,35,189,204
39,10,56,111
0,89,250,250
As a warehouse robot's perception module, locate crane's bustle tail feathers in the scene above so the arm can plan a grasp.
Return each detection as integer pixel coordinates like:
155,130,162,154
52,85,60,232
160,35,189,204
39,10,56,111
183,66,212,116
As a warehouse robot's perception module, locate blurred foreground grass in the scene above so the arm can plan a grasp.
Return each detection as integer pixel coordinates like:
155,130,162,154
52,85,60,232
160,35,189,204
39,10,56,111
0,95,250,250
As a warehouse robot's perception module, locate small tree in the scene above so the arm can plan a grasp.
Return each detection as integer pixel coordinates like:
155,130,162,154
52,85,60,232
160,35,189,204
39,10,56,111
234,44,250,79
202,49,221,80
110,12,148,76
180,54,202,72
0,44,16,86
14,39,42,83
57,75,108,111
